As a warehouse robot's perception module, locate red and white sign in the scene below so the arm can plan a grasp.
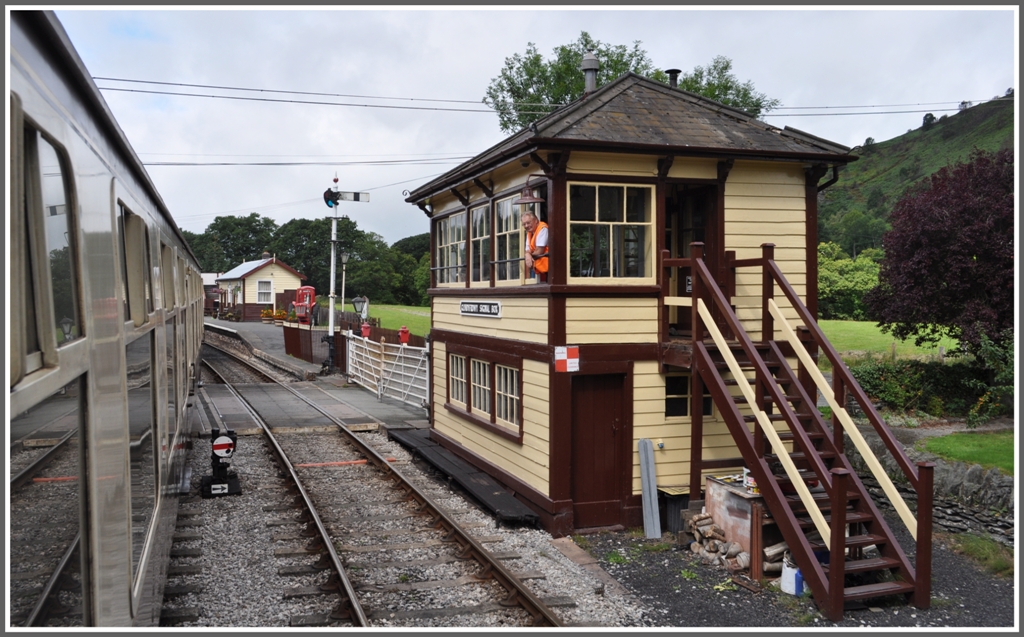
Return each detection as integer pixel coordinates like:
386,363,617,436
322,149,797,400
212,435,235,457
554,346,579,373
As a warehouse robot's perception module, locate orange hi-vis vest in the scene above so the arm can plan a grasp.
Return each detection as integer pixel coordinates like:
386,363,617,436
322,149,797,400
528,221,549,274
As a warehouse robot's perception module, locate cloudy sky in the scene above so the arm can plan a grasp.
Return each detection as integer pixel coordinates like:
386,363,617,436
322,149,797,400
45,6,1017,247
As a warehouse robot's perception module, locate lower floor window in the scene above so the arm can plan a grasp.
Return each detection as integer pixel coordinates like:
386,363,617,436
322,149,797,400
450,354,466,404
495,365,520,427
444,347,523,442
666,374,713,417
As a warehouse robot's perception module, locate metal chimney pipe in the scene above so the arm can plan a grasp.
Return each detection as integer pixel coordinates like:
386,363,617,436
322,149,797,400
581,51,599,94
666,68,681,89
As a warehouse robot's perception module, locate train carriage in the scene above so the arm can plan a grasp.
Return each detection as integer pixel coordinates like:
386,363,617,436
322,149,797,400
9,11,203,626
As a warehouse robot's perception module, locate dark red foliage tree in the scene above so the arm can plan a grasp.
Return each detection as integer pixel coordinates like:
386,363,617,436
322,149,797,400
865,149,1014,354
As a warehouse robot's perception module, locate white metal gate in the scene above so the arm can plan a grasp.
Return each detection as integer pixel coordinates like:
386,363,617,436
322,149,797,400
345,334,430,411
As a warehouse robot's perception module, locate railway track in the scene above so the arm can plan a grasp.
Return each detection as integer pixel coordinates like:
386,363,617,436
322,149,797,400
162,344,567,627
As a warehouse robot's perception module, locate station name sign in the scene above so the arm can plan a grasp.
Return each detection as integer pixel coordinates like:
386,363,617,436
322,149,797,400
460,301,501,318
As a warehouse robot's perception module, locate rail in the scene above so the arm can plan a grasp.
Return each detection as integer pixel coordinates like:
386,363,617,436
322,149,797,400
204,342,560,626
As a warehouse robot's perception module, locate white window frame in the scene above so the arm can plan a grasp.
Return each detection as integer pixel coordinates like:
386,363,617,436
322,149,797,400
257,279,273,304
567,182,654,284
470,359,491,416
494,364,520,431
449,353,466,405
494,195,526,286
435,212,466,285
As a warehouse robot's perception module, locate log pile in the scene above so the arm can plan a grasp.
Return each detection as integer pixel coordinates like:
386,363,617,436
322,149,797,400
685,512,750,572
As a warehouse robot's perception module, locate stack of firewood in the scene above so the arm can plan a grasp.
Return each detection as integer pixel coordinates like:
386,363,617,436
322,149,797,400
761,540,788,574
686,512,750,571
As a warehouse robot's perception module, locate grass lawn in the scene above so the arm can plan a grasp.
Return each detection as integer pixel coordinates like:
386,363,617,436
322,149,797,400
818,320,958,358
921,430,1014,475
335,302,430,336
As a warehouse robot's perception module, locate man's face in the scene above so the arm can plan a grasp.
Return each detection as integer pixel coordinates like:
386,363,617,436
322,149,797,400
521,214,536,233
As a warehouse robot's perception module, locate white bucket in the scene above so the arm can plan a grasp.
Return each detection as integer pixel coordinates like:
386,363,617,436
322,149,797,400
781,557,804,596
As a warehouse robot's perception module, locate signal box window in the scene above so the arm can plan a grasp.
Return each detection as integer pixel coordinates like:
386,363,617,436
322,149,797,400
435,212,466,285
470,205,490,284
569,183,652,281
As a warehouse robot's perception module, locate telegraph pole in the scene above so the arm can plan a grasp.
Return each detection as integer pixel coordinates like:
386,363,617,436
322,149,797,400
323,176,369,374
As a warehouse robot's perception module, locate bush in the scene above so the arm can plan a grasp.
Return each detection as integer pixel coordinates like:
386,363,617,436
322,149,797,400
849,359,990,416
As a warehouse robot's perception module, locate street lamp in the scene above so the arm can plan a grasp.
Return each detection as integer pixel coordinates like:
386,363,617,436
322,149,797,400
59,317,73,343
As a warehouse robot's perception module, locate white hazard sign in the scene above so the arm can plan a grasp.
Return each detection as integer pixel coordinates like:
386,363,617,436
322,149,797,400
212,435,235,457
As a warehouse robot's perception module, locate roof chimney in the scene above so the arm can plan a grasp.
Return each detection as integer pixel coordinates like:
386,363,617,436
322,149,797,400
581,51,600,94
261,250,271,260
666,68,681,89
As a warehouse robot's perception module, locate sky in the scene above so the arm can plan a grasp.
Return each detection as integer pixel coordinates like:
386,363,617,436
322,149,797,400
32,6,1020,248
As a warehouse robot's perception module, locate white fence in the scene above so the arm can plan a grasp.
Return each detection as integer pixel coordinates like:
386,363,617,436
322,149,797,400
345,333,430,412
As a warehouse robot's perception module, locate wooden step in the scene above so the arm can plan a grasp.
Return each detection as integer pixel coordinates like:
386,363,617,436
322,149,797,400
809,533,887,552
765,450,837,464
796,510,874,529
785,489,861,512
823,555,901,575
842,580,915,602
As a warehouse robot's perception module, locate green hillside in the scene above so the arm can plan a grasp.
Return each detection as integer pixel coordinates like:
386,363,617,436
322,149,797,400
819,95,1014,257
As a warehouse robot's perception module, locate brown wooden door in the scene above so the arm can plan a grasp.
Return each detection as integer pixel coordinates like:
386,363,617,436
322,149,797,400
570,374,626,528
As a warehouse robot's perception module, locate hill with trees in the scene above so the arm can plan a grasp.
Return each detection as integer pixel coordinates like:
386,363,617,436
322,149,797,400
818,93,1014,258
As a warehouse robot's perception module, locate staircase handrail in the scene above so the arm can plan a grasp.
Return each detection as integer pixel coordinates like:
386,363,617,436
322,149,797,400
764,259,926,492
696,298,833,545
767,298,919,538
764,255,935,608
691,255,835,493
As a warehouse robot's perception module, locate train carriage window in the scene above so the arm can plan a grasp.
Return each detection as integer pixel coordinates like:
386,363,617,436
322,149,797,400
36,135,81,345
8,379,85,622
121,209,153,327
15,121,82,383
125,331,157,582
161,245,175,309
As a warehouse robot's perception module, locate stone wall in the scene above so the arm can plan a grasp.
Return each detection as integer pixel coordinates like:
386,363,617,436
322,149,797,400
843,426,1015,546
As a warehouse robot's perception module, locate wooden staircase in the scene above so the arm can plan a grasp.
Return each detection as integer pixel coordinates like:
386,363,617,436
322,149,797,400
671,243,934,621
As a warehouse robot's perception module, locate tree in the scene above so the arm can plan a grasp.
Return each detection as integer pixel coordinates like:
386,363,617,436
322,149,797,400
865,149,1014,354
675,55,781,119
922,112,936,130
484,32,667,133
182,229,230,273
390,233,431,262
817,242,880,320
268,217,335,296
203,213,279,269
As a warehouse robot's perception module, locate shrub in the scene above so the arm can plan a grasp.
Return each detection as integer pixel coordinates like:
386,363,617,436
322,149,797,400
849,359,989,416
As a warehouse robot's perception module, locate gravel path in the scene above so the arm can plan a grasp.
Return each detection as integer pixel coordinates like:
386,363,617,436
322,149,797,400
580,507,1015,628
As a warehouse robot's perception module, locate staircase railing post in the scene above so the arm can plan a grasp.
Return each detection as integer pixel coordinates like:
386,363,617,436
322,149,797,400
761,243,775,343
913,462,934,609
690,242,705,343
689,241,706,503
828,467,849,621
660,249,671,342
